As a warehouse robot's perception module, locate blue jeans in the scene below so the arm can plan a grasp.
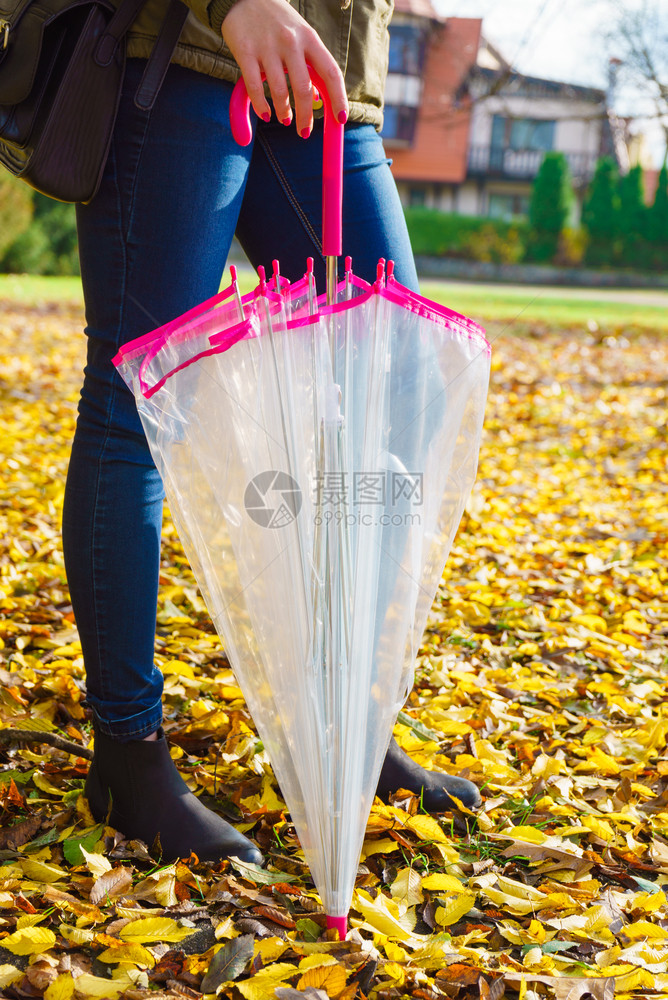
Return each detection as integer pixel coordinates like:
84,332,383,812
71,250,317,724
63,59,418,740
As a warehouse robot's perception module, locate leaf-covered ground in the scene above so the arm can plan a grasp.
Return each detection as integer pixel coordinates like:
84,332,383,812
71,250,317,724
0,298,666,1000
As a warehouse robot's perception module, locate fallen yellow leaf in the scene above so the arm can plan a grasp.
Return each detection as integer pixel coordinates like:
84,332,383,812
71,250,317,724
298,962,347,997
2,925,56,955
404,814,448,844
435,892,477,926
235,962,296,1000
353,889,413,941
390,867,424,906
119,916,193,944
421,872,469,893
96,942,156,966
44,973,75,1000
0,965,24,989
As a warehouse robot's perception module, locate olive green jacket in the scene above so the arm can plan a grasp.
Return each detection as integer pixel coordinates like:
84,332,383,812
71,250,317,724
126,0,392,128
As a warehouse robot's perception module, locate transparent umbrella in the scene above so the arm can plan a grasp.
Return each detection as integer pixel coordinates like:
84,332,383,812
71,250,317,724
114,75,490,936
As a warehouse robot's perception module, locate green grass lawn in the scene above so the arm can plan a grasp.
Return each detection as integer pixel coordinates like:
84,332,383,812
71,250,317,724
422,281,668,335
0,273,83,304
2,271,667,334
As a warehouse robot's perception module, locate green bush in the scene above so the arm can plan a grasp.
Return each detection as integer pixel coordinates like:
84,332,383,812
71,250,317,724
582,157,620,266
616,238,668,272
617,164,648,266
460,223,525,264
2,225,53,274
554,226,586,267
647,163,668,244
0,182,79,275
403,209,529,262
0,174,34,258
618,165,647,238
527,152,574,262
578,161,668,272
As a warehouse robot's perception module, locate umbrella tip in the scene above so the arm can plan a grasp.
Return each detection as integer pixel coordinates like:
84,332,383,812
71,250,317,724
230,264,238,283
345,255,352,273
257,265,267,294
376,258,385,286
306,256,314,274
326,914,347,940
387,259,395,282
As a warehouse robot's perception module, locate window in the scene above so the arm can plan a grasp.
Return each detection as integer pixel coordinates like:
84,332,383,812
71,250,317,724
409,187,427,207
383,21,427,146
388,24,426,76
488,193,530,219
381,105,418,144
491,116,555,152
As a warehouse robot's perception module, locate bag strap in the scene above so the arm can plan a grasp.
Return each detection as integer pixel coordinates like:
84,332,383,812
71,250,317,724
134,0,189,110
95,0,152,66
95,0,189,111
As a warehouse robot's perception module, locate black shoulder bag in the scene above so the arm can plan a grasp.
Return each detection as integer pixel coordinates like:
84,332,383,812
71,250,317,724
0,0,188,202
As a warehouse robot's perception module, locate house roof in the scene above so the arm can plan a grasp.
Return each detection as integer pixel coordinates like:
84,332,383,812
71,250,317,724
387,17,482,184
472,65,606,104
476,35,510,72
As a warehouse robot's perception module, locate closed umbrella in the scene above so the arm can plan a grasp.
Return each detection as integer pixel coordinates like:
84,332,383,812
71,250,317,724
114,74,490,937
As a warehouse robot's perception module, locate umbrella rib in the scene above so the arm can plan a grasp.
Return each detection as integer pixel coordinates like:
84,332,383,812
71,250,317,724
385,355,484,455
196,356,289,458
261,295,315,634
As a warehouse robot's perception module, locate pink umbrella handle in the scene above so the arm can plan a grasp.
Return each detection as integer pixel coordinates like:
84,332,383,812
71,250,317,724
229,68,343,257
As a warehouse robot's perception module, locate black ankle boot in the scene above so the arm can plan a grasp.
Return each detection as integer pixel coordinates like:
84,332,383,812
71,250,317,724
376,737,482,812
85,727,263,864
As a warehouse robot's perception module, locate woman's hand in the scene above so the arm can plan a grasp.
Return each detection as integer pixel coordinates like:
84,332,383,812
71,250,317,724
221,0,348,136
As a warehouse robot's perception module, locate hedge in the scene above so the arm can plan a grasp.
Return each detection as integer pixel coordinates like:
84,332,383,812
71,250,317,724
0,175,33,259
403,208,529,264
0,174,79,276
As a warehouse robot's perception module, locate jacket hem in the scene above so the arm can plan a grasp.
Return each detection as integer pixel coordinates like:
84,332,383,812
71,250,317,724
124,42,384,130
127,35,242,81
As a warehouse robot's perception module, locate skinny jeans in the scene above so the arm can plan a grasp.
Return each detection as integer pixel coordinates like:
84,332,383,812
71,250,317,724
62,60,419,739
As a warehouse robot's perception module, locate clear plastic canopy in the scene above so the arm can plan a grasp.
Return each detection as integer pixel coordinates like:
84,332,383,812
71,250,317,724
115,263,490,927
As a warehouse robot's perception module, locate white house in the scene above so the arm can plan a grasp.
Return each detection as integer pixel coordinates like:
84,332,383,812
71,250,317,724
384,7,621,220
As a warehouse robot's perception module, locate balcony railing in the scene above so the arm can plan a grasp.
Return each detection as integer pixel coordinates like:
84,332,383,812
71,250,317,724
467,146,598,182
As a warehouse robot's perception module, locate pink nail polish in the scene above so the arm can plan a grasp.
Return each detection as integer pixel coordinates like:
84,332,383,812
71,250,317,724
261,111,271,122
338,110,348,124
281,117,292,126
300,127,311,139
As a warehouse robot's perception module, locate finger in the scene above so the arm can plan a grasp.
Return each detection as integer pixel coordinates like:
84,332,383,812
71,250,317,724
236,56,272,122
285,59,315,137
263,57,292,124
305,45,348,124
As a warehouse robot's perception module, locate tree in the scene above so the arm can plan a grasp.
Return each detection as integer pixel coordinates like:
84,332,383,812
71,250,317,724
617,163,648,264
582,157,620,265
647,162,668,243
618,164,647,238
1,190,79,275
0,174,33,260
606,1,668,154
527,152,574,262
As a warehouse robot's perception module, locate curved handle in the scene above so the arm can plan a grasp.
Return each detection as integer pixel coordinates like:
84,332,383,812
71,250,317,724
229,68,343,257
